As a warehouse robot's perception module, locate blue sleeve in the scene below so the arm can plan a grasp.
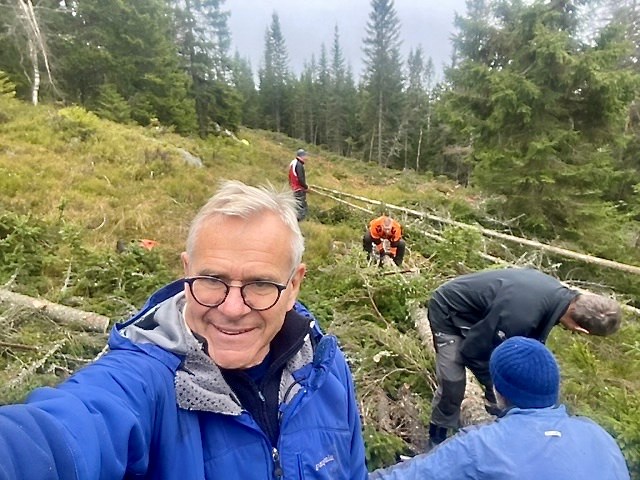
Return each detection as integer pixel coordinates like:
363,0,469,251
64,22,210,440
368,453,433,480
337,348,368,480
0,405,79,480
368,432,478,480
0,350,175,480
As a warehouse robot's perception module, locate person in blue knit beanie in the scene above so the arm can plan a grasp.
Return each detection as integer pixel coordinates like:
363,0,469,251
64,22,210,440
490,336,560,409
369,336,630,480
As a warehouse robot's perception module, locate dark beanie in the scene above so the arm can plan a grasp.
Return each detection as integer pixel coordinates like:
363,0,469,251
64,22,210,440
489,336,559,409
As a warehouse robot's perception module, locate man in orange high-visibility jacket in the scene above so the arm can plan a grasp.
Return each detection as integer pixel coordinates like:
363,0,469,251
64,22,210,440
363,215,406,266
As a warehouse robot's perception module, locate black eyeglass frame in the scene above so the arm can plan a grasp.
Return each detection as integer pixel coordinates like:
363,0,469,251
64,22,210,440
183,272,294,311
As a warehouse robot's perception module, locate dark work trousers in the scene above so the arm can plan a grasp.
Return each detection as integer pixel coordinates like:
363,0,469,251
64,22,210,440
430,330,497,429
430,331,467,429
362,231,406,266
293,190,307,221
362,231,377,255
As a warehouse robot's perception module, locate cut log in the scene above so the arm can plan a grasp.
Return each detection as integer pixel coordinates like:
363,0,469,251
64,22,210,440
0,289,110,332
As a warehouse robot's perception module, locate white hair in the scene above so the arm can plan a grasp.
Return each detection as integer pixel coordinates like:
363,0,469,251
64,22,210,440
186,180,304,268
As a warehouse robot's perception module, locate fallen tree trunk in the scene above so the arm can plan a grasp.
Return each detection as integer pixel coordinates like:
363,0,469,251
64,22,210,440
312,186,640,318
311,185,640,277
0,289,110,332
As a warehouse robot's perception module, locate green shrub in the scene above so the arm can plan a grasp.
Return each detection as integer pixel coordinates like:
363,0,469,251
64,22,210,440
364,425,410,471
92,84,132,124
0,212,173,318
71,244,173,318
0,212,65,293
55,106,101,141
428,225,485,272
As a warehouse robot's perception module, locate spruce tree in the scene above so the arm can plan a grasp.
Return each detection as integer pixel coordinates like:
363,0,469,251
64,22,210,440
258,13,291,133
231,52,259,128
444,0,638,239
171,0,234,136
404,46,433,171
49,0,196,132
362,0,404,166
327,25,352,154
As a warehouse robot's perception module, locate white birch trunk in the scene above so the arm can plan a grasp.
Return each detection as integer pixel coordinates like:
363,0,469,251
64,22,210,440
28,38,39,105
15,0,55,103
415,127,423,172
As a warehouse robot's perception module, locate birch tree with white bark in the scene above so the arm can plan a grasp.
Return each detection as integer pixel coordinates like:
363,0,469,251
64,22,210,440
4,0,55,105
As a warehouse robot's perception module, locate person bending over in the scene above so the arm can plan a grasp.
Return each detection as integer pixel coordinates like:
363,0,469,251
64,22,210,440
425,267,621,447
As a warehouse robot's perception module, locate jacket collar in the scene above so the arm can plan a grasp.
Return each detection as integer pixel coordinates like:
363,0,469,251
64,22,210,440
111,281,327,414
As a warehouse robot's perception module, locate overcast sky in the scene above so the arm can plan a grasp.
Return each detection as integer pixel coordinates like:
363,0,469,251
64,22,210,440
227,0,468,82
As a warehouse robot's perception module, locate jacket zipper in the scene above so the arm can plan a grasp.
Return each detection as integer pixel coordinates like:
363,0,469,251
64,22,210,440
272,447,283,479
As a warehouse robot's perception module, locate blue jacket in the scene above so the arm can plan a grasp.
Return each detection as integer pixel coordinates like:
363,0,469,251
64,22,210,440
369,405,629,480
0,281,367,480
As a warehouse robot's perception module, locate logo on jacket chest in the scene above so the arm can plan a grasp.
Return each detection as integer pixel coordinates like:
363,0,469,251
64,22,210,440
315,454,335,471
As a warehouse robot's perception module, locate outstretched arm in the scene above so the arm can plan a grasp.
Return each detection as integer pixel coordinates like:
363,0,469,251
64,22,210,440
0,349,175,480
368,432,477,480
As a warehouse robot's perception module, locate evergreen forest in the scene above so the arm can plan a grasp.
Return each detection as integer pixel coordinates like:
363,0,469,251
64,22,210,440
1,0,640,477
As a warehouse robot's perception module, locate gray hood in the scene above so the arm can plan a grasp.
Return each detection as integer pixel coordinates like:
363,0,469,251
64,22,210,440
120,292,191,355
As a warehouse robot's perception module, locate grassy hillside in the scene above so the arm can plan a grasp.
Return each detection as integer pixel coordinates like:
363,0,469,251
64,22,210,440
1,96,639,475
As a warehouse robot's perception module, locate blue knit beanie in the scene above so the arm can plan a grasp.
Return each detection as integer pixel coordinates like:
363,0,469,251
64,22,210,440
489,336,559,409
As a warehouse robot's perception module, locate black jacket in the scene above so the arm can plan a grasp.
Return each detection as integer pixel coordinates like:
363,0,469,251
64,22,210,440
427,268,577,367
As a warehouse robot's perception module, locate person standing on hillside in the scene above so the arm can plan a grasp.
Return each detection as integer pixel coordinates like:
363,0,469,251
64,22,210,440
363,215,406,266
288,148,309,221
369,336,630,480
0,180,368,480
425,267,622,448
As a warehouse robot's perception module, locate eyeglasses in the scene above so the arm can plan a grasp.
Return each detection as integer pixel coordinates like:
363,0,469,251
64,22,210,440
184,272,294,311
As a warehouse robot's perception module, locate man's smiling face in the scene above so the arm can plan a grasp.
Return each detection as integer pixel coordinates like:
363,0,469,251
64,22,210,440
181,212,305,369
